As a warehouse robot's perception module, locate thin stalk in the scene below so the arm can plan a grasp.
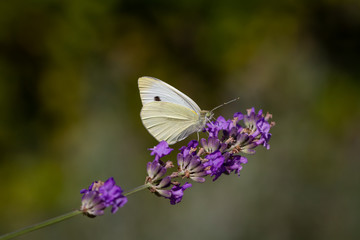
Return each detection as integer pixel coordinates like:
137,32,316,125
0,210,82,240
124,183,150,196
0,183,151,240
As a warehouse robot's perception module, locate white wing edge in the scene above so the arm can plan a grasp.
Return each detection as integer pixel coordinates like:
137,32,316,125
138,76,201,114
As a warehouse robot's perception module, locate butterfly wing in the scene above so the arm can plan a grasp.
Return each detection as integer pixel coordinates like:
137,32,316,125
140,101,203,145
138,76,201,114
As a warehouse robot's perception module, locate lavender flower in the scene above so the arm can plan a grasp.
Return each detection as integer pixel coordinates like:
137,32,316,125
203,151,225,179
203,108,274,180
144,108,274,204
80,177,127,217
0,108,274,240
177,153,211,183
209,153,248,181
149,141,174,161
145,141,195,204
200,137,223,153
206,116,233,137
146,159,173,198
179,140,198,157
146,160,168,182
168,182,192,205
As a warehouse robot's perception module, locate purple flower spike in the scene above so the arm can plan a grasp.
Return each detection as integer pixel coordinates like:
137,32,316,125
168,182,192,205
80,177,127,217
149,141,173,161
144,108,274,203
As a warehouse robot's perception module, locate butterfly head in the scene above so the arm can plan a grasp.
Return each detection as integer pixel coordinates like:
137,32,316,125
205,111,214,122
199,110,214,127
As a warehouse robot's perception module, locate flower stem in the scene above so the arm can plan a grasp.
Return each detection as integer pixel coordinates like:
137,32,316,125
123,183,150,196
0,210,82,240
0,184,151,240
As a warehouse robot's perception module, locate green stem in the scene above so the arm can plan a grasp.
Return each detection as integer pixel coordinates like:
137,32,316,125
0,210,82,240
0,183,151,240
124,183,150,196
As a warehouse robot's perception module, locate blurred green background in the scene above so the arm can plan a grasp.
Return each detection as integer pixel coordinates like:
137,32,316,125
1,0,360,239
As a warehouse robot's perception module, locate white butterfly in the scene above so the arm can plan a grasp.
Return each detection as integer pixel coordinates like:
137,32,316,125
138,76,213,145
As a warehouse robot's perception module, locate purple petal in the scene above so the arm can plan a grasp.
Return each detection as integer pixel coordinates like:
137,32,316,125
149,141,173,160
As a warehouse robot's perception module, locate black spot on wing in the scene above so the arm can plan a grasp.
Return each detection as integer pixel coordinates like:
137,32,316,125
154,96,161,101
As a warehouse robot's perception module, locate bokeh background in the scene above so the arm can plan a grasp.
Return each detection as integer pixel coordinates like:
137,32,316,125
1,0,360,239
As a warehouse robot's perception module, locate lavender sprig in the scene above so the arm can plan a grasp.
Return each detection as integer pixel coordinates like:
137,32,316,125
0,108,274,239
144,108,275,203
80,177,128,217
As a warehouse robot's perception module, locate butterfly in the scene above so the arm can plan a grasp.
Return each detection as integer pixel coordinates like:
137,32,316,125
138,76,213,145
138,76,239,145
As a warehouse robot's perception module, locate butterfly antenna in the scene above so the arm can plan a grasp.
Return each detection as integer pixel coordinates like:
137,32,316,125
204,113,216,127
210,97,240,113
205,115,216,129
